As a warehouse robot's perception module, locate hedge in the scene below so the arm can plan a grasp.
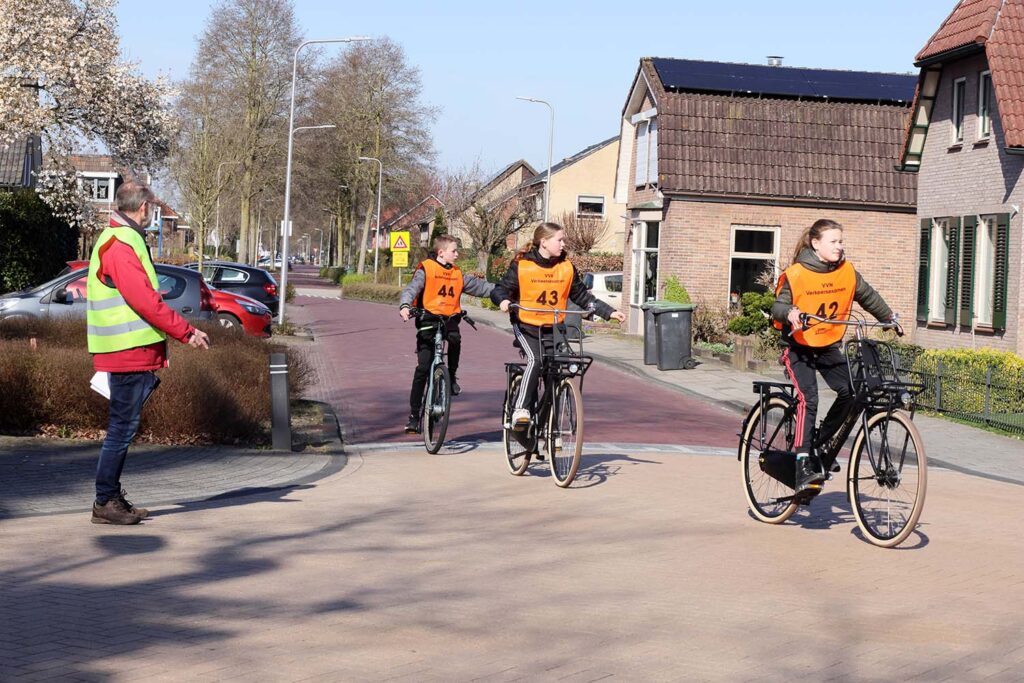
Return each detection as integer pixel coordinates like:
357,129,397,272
0,189,78,293
342,282,402,304
911,347,1024,417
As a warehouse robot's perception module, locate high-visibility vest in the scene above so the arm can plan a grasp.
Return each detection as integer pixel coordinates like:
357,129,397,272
86,226,166,353
417,259,464,316
517,258,574,326
774,261,856,347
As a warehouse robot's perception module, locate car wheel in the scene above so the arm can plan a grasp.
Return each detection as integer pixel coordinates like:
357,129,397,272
216,313,242,331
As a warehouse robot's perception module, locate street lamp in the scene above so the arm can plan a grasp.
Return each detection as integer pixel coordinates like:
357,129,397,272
358,156,384,282
516,96,554,224
212,160,242,267
279,36,371,325
301,233,310,262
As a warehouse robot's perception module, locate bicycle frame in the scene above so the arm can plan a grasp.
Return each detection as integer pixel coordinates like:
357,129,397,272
742,314,925,484
410,309,471,421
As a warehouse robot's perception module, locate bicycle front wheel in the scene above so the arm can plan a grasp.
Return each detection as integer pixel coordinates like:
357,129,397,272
422,365,451,454
503,374,533,475
740,396,799,524
847,410,927,548
549,378,583,488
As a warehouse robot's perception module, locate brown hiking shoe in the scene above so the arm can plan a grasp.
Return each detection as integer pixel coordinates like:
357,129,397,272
91,498,142,525
117,489,148,519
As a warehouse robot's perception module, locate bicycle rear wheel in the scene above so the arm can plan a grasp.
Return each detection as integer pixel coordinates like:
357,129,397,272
549,378,583,488
503,374,533,475
847,410,927,548
422,365,451,454
740,396,799,523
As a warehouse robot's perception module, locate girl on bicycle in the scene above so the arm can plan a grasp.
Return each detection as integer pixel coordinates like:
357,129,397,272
491,222,625,430
771,218,902,493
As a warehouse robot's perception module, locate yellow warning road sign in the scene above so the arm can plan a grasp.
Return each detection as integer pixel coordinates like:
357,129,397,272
392,251,409,268
389,231,410,251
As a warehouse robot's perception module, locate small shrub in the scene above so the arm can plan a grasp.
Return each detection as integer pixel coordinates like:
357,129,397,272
479,297,499,311
341,272,372,286
572,252,623,274
692,299,731,344
695,340,734,355
663,275,692,304
487,254,511,282
319,266,346,283
342,282,402,304
727,291,774,336
285,282,296,303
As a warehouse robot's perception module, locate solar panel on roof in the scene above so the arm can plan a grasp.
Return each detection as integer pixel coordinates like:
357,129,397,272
652,58,917,103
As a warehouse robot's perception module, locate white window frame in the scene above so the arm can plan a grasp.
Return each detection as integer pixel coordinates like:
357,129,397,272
630,221,659,306
952,77,967,144
729,225,780,301
978,71,992,140
576,194,605,219
634,120,649,187
974,215,996,326
929,218,951,323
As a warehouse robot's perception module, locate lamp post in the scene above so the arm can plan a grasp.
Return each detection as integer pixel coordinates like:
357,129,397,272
358,156,383,282
313,228,324,266
212,160,242,267
516,96,554,224
279,37,371,325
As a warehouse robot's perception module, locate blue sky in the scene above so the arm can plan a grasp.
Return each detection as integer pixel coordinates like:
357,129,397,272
116,1,954,177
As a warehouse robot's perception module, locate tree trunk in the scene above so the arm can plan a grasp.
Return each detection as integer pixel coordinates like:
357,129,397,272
238,165,253,263
476,251,488,274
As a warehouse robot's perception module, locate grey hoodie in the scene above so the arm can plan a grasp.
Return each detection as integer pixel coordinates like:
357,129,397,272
771,248,892,340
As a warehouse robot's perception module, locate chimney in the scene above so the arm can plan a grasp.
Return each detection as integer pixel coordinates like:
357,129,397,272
767,56,783,67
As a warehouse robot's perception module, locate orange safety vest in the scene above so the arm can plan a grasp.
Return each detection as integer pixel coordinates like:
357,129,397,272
517,259,574,326
773,261,856,347
417,259,464,316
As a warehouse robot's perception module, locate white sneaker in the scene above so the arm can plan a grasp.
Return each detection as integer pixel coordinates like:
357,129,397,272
511,408,531,430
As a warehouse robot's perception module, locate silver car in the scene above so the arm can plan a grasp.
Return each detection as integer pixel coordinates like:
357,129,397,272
0,264,215,323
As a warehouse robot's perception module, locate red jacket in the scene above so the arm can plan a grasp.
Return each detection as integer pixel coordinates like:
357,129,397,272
91,214,195,373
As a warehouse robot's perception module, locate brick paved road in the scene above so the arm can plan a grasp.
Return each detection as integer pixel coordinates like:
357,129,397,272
2,445,1022,681
289,295,739,449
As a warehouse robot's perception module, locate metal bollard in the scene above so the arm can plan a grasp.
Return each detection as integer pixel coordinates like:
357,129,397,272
269,352,291,451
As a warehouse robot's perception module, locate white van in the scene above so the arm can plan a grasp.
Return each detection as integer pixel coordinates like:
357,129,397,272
583,271,623,308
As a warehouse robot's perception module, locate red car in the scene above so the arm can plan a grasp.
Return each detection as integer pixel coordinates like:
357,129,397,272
210,289,273,337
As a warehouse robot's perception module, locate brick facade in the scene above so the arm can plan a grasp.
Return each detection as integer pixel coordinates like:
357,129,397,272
914,52,1023,354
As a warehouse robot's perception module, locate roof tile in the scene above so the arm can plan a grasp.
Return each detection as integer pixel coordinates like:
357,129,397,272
916,0,1002,63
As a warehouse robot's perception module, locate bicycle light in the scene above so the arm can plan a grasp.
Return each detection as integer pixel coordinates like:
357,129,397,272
900,391,913,408
568,363,580,374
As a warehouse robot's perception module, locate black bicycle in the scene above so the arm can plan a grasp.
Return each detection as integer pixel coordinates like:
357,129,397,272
738,313,928,548
408,308,475,454
502,305,593,488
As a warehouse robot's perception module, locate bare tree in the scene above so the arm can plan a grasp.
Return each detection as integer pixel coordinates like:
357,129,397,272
191,0,302,264
460,197,531,272
559,210,610,255
308,38,437,273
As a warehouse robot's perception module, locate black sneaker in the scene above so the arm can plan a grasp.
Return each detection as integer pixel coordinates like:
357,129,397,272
451,379,461,396
404,416,421,434
795,454,825,493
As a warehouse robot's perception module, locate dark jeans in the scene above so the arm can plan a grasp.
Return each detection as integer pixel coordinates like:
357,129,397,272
95,371,160,503
780,344,854,453
409,319,461,416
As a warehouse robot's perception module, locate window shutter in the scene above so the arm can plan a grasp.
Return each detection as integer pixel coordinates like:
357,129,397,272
960,215,977,325
944,217,960,325
634,121,648,186
993,213,1010,330
648,117,658,184
917,219,930,322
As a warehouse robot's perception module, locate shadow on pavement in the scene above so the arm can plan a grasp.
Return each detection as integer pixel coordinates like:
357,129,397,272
571,451,664,488
146,484,315,519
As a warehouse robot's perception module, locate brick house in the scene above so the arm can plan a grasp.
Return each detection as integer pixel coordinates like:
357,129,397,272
450,159,536,249
384,194,445,248
512,136,627,253
615,58,919,336
900,0,1024,355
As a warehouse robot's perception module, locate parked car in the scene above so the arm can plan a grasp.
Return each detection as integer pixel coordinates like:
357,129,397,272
584,271,624,309
184,261,280,315
0,263,215,323
210,288,272,337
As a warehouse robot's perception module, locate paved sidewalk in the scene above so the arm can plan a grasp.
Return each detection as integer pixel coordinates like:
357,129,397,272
458,302,1024,485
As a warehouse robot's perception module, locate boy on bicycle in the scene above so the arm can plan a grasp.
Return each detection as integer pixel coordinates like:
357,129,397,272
399,234,493,434
771,219,902,494
491,222,625,430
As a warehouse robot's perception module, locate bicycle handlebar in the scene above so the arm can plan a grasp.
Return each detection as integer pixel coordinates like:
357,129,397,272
406,307,476,329
508,303,594,316
797,312,904,336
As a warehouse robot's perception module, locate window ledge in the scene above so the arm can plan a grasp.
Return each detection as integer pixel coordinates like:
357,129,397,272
926,320,951,329
973,137,991,147
947,143,964,152
972,324,999,334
